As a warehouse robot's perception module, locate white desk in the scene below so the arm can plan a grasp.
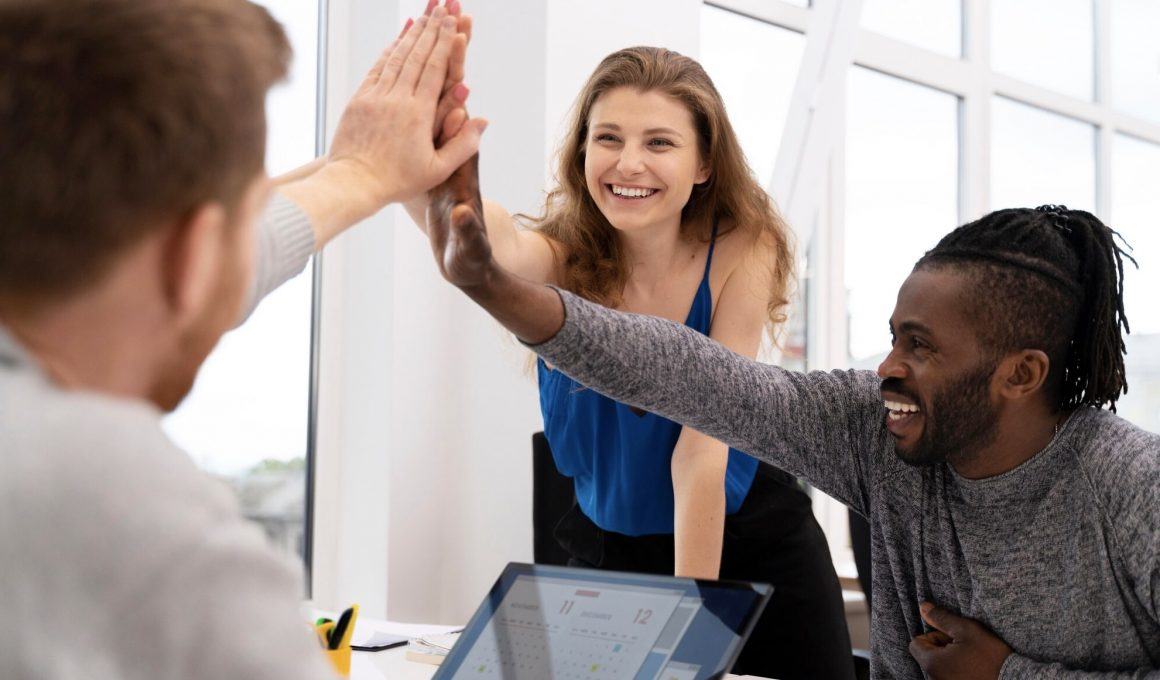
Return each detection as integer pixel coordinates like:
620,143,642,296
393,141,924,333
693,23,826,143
356,647,768,679
357,646,431,679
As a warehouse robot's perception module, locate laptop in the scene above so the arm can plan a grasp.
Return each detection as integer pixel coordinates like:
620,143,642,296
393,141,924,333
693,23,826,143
433,562,773,680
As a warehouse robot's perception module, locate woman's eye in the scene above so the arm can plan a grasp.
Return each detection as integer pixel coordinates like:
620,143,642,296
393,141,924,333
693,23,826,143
648,138,674,147
594,133,620,143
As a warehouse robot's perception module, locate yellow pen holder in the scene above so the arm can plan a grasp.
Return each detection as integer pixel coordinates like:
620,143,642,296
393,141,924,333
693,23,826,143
315,621,351,678
323,646,352,677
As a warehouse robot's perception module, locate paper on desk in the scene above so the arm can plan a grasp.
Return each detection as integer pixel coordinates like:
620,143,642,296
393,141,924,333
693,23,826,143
351,615,462,647
357,631,410,648
411,631,461,652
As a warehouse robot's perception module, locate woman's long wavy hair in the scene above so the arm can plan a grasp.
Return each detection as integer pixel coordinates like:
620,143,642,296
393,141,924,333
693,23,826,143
524,46,795,330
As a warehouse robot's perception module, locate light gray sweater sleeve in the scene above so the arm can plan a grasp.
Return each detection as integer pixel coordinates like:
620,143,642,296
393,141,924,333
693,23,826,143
237,192,316,324
530,288,891,514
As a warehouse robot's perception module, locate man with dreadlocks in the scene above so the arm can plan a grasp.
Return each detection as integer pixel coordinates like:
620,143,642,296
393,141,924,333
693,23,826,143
422,151,1159,679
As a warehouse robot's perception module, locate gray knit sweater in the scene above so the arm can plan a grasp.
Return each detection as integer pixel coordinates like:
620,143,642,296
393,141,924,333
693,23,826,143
531,289,1160,679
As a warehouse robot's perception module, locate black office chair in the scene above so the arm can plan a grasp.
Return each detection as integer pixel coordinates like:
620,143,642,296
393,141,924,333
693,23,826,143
531,431,575,566
849,508,873,680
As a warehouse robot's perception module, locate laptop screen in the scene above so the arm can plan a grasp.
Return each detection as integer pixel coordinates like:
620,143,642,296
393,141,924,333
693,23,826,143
433,562,773,680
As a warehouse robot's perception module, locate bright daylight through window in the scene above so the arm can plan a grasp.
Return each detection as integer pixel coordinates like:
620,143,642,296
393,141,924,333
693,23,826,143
162,0,319,563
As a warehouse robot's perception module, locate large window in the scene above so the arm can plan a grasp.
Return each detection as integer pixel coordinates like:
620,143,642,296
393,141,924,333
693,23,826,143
990,97,1096,212
862,0,962,57
700,6,805,193
991,0,1094,100
162,0,320,563
1110,134,1160,433
700,4,807,370
1110,1,1160,126
845,68,959,366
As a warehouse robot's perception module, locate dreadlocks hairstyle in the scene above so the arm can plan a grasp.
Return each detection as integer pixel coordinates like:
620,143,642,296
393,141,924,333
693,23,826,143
915,205,1135,412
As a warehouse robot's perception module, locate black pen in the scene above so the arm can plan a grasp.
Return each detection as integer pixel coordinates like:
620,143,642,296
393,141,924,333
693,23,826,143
329,605,357,650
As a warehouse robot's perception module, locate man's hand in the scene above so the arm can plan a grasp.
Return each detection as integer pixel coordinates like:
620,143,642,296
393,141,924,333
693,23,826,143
426,153,491,288
909,602,1013,680
278,2,487,246
325,4,484,210
279,2,487,249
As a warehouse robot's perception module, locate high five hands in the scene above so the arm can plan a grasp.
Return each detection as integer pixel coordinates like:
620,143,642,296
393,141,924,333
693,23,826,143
325,0,485,208
277,0,485,247
910,602,1013,680
422,2,490,292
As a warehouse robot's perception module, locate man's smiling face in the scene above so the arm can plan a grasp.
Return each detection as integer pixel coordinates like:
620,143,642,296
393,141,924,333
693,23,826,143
878,267,1002,467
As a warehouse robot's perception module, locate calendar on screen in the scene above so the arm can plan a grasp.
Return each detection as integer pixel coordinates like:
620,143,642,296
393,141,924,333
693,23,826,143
455,575,696,678
434,563,772,680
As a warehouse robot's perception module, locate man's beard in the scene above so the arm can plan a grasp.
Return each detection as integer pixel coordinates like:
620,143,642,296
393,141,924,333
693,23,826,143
148,311,224,412
148,249,247,413
893,361,1000,468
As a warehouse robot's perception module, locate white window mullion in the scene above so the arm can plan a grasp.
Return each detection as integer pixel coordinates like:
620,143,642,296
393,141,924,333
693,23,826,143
853,33,972,98
706,0,809,33
811,148,853,571
1096,125,1114,219
962,0,991,218
1094,0,1114,218
1108,115,1160,146
991,75,1106,126
807,91,850,374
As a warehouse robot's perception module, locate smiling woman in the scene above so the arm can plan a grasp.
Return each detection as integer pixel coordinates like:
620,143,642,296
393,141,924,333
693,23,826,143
584,89,710,240
407,45,853,680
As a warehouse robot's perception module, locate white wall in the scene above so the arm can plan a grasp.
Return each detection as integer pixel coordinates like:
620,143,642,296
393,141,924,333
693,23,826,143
311,0,701,624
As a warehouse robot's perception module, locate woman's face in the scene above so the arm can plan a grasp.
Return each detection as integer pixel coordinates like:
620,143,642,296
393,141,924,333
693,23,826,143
583,87,710,236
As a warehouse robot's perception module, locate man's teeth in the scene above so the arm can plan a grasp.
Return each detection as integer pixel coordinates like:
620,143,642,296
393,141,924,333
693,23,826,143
611,185,657,198
884,400,920,414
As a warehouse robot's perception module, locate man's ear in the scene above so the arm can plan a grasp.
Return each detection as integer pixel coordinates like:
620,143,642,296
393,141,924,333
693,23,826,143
162,202,228,326
995,349,1051,401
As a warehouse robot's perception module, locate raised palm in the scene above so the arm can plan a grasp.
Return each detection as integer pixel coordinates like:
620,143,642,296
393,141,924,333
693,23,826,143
426,152,491,288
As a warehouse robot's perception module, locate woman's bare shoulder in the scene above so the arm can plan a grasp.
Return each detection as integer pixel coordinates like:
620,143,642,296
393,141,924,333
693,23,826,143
534,230,574,286
711,217,778,276
505,216,568,285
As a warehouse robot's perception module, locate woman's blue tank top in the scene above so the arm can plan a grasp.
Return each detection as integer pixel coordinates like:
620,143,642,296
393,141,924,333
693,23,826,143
536,226,760,536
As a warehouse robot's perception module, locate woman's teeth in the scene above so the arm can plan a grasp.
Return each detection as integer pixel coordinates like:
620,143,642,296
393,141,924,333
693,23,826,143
611,185,656,198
